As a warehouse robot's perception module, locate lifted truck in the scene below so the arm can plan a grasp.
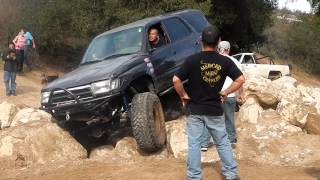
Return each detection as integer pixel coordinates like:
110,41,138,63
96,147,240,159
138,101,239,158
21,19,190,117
232,53,291,80
40,9,209,152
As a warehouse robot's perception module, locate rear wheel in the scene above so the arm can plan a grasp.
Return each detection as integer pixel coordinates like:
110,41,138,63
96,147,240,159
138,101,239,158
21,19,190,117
131,92,166,152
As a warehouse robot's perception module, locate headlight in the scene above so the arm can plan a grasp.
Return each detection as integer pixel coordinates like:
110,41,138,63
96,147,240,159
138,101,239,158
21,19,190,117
41,92,50,104
90,79,120,95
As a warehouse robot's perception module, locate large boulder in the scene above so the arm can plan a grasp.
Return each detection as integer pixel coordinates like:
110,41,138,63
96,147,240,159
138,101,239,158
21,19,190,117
90,137,169,162
245,76,302,103
11,108,52,127
0,102,18,129
0,120,87,166
305,113,320,135
277,100,308,128
238,97,263,124
165,118,187,159
165,118,225,163
298,85,320,114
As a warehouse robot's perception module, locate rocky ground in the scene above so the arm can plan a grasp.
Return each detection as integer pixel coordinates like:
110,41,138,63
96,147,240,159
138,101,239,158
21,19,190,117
0,65,320,179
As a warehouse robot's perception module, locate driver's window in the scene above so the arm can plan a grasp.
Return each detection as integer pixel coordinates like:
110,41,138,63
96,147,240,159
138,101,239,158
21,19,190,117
147,24,168,51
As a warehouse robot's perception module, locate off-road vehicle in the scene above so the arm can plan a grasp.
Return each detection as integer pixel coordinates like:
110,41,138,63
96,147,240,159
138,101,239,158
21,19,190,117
233,53,291,80
40,9,209,152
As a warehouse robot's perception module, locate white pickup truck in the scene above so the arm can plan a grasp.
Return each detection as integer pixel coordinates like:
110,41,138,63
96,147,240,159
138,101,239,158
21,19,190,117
232,53,291,80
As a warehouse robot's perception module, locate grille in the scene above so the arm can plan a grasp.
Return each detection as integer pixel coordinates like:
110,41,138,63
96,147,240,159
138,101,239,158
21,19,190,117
51,85,94,105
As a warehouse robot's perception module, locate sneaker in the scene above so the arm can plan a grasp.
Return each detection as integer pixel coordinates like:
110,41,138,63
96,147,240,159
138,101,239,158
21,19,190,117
11,92,17,96
6,92,11,96
201,147,208,152
225,176,240,180
231,139,237,144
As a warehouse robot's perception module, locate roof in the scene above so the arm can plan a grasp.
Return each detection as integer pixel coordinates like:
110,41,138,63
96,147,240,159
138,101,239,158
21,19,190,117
97,9,202,37
232,53,254,56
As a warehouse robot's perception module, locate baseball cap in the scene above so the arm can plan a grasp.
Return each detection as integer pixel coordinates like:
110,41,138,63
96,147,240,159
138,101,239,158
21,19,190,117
201,26,220,46
218,41,231,51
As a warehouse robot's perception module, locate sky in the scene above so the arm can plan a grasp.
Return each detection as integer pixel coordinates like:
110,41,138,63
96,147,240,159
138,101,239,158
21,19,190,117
278,0,312,13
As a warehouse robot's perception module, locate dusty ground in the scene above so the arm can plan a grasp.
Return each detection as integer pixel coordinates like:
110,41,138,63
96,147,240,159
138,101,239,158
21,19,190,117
1,159,319,180
0,62,320,180
0,63,63,108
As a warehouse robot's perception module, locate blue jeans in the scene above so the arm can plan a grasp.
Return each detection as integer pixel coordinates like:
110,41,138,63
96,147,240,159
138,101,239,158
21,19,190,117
4,71,17,93
200,97,237,147
24,45,32,69
187,115,238,180
223,97,237,142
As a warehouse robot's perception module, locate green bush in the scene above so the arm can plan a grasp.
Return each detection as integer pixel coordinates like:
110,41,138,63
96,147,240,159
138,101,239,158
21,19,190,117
261,14,320,74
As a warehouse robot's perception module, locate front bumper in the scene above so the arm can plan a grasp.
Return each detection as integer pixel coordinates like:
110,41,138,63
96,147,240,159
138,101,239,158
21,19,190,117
40,88,122,121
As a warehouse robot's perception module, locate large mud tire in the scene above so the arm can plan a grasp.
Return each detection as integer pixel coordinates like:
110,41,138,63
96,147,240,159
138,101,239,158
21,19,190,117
131,92,166,152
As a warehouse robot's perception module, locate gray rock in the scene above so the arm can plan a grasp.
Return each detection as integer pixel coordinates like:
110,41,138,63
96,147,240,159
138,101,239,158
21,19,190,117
0,120,87,165
11,108,52,127
0,102,18,129
238,97,263,124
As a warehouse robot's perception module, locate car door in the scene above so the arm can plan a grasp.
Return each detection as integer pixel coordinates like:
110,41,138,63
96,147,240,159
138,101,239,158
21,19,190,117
240,54,270,78
155,17,199,90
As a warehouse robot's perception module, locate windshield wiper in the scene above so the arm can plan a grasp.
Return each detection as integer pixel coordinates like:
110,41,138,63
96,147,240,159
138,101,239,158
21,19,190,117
81,59,102,65
100,52,135,61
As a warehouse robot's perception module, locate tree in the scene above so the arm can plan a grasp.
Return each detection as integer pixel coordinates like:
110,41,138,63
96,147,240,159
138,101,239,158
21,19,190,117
209,0,277,50
308,0,320,14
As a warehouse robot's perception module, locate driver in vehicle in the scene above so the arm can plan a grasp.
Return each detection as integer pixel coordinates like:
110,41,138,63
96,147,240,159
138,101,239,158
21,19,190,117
148,28,165,49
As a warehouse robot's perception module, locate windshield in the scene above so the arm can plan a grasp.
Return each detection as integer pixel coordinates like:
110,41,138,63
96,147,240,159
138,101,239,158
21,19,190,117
81,27,144,64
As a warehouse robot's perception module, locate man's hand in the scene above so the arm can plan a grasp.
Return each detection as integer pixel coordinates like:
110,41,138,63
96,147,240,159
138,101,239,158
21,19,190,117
173,75,190,107
219,91,228,103
180,94,190,106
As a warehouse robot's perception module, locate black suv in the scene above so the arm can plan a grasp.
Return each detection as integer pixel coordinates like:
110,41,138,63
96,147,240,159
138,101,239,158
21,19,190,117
41,9,209,152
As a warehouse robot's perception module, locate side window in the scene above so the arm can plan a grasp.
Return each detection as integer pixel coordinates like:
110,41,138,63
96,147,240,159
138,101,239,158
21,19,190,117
180,12,209,33
233,55,241,62
163,18,191,42
243,55,255,64
147,23,169,50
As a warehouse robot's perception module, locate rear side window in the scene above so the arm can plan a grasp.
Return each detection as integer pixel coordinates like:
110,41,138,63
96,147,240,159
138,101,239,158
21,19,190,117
163,18,191,42
180,11,209,33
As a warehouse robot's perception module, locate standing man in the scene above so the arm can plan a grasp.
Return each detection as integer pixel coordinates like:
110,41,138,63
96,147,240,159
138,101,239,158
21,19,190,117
2,42,18,96
200,41,245,150
173,26,244,180
23,27,36,71
219,41,245,144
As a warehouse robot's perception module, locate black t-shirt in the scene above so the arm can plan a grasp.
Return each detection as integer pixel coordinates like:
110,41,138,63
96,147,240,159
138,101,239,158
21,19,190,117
175,51,243,116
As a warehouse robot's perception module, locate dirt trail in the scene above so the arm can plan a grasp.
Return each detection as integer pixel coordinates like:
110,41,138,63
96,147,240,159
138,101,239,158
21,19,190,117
1,159,319,180
0,64,63,108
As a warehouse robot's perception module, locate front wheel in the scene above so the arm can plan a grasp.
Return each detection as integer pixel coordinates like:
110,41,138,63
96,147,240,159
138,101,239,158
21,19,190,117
131,92,166,152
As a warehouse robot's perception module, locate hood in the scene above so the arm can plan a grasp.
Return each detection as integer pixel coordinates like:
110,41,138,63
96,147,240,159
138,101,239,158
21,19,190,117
43,54,142,91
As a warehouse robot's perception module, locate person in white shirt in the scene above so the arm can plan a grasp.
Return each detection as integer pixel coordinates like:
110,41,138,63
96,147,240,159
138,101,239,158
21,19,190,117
200,41,245,151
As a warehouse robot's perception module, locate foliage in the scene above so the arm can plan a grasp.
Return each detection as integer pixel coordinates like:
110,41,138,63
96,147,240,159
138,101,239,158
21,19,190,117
261,14,320,74
1,0,275,56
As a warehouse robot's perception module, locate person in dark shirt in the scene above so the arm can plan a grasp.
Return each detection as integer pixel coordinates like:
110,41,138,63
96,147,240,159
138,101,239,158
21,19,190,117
148,28,165,49
2,42,18,96
173,26,245,180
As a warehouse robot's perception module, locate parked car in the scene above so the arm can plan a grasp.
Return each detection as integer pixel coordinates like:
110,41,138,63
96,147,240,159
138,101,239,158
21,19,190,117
232,53,291,80
40,9,209,152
